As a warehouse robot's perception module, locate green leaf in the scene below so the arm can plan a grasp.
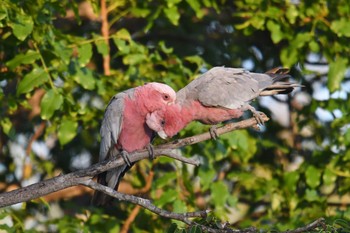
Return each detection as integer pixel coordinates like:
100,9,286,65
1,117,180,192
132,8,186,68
305,166,321,188
114,28,131,41
154,171,176,188
184,55,204,67
130,8,151,17
286,4,298,24
198,168,216,191
283,171,300,193
52,42,72,65
222,130,257,163
189,225,202,233
0,117,13,135
210,181,228,207
6,50,40,70
172,199,187,213
9,13,33,41
333,219,350,230
323,168,337,185
328,58,348,92
77,43,93,66
267,20,283,43
40,90,63,120
58,119,78,145
73,67,96,90
186,0,204,18
293,33,312,48
159,41,173,54
113,39,130,55
167,0,181,8
17,68,49,95
164,7,180,26
280,46,298,67
95,39,109,57
331,19,350,37
155,189,178,206
304,189,320,202
0,6,7,20
123,54,147,65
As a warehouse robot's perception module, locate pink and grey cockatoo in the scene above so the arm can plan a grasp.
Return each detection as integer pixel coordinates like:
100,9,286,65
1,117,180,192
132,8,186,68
92,82,176,206
146,67,299,139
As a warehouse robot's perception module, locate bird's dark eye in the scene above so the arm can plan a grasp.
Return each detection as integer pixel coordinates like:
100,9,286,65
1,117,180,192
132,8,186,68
161,120,165,126
163,94,169,100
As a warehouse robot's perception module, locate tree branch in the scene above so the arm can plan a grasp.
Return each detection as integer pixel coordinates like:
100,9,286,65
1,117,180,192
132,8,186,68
80,180,207,225
0,114,327,232
0,115,267,208
0,115,269,233
100,0,110,75
281,218,326,233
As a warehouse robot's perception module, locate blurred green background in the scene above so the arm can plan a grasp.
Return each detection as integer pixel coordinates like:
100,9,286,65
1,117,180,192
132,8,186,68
0,0,349,232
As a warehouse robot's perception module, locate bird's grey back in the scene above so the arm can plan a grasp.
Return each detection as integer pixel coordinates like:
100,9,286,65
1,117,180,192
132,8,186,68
176,67,274,109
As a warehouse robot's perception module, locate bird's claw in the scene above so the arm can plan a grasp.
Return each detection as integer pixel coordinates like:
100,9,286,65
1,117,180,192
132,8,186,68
146,144,155,160
246,105,266,126
209,126,219,140
253,111,265,126
120,150,132,167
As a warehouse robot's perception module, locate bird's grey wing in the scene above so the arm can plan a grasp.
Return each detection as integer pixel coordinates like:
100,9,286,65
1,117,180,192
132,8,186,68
92,89,134,206
99,89,134,162
196,67,273,109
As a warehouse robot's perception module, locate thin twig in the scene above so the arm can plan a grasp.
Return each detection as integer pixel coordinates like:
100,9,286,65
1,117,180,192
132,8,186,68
120,205,141,233
100,0,110,75
121,170,154,232
281,218,326,233
25,122,46,156
81,180,207,225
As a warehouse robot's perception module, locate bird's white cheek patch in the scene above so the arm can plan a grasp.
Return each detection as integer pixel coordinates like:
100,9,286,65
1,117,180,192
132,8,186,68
146,113,160,131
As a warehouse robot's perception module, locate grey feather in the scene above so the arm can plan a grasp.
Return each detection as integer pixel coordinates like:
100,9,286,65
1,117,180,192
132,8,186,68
177,66,295,109
92,88,135,206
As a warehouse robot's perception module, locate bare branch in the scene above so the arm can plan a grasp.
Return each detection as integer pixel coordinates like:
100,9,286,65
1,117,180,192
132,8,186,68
80,180,207,225
100,0,110,75
281,218,326,233
0,115,267,230
158,114,269,150
0,148,201,207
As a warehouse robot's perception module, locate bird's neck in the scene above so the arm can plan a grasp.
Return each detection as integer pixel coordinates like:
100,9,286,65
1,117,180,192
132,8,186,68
164,101,202,137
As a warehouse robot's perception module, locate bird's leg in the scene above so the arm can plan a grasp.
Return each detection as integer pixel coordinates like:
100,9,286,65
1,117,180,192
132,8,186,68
245,105,266,125
146,144,155,160
120,150,132,167
209,125,219,140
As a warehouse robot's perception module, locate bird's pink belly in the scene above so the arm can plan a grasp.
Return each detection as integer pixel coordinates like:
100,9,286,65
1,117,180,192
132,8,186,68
190,100,244,124
197,107,244,124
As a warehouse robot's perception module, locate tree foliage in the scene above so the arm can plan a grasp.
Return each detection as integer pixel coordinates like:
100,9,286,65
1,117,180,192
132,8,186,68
0,0,349,232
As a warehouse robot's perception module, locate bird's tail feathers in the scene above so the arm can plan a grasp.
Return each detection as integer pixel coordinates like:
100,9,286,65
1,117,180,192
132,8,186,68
91,163,132,206
261,67,303,96
265,67,292,82
91,171,112,206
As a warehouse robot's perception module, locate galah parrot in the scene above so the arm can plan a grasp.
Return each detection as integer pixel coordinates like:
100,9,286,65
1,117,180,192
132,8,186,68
146,67,300,139
92,82,176,206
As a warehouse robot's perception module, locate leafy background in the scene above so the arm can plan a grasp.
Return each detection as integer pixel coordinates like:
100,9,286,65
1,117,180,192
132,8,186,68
0,0,349,232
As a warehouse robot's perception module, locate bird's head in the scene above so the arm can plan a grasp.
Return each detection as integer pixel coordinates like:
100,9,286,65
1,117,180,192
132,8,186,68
142,82,176,111
146,105,182,139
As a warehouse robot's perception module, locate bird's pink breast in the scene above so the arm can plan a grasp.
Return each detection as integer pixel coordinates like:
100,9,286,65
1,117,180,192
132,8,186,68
117,97,153,153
